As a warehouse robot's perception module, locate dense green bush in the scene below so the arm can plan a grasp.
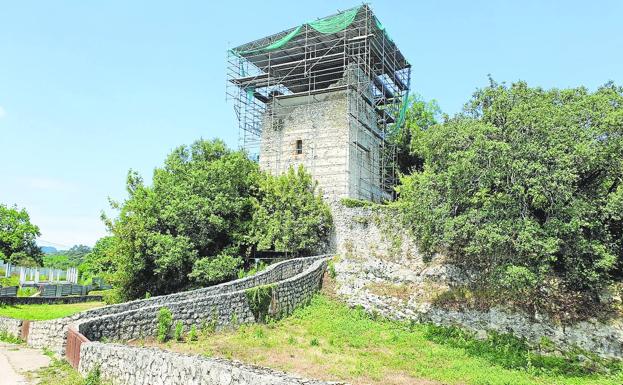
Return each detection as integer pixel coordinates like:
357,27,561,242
157,307,173,342
105,139,258,299
399,80,623,301
79,237,117,284
251,166,332,256
188,253,242,287
105,139,332,300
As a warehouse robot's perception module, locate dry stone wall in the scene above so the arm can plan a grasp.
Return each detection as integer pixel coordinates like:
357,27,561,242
0,316,21,337
79,343,344,385
18,256,327,354
77,257,327,342
330,201,623,359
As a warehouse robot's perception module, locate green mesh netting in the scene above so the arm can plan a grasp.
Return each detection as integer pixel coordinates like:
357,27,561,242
374,16,393,43
234,6,361,55
236,25,302,55
395,90,410,129
308,7,359,34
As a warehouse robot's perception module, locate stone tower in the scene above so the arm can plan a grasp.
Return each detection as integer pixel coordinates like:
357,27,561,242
228,5,410,202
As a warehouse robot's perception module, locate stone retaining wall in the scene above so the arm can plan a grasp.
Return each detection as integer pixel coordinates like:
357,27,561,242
0,316,22,338
77,258,327,342
68,255,327,322
330,202,623,359
79,343,343,385
12,256,327,354
27,318,71,353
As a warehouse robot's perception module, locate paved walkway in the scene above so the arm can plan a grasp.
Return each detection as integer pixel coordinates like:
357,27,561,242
0,342,51,385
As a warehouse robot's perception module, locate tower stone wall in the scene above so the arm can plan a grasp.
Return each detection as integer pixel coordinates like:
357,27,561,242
259,87,386,202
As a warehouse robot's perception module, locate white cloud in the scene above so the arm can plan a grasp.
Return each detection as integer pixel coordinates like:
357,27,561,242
0,106,5,118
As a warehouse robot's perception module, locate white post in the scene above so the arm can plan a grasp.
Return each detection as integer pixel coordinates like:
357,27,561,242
19,267,25,285
5,263,10,277
35,269,40,284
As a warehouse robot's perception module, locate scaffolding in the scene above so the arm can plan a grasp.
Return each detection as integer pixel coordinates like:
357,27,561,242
226,4,410,201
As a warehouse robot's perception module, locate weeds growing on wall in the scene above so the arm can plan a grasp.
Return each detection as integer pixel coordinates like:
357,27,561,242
0,328,22,344
245,284,275,323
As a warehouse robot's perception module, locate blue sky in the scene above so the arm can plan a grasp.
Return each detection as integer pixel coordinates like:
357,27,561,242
1,1,622,248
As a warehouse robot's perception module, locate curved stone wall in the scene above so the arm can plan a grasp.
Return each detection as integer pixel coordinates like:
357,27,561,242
77,257,328,342
20,255,328,353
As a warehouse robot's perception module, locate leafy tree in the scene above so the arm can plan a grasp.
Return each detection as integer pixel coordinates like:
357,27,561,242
62,245,91,265
79,236,117,283
389,95,441,174
188,253,242,286
105,139,333,300
0,204,42,265
42,254,72,270
251,166,332,256
105,139,260,299
399,80,623,297
45,245,91,269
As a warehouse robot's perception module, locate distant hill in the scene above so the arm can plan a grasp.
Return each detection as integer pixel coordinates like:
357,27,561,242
41,246,58,254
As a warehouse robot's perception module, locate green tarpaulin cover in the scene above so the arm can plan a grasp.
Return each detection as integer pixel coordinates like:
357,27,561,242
234,6,360,55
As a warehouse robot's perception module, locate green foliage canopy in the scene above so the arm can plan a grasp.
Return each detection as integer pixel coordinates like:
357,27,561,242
79,236,117,283
43,245,91,270
0,204,42,265
106,139,259,298
399,80,623,295
105,139,332,300
251,166,332,256
389,95,441,174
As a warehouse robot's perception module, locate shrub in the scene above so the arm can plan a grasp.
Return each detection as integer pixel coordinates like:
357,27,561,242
174,321,184,342
188,325,198,341
17,287,37,297
496,265,538,294
188,253,242,287
157,307,173,342
237,261,268,279
327,259,337,279
339,197,376,208
245,284,274,323
106,139,260,299
251,166,332,257
89,288,122,305
399,80,623,299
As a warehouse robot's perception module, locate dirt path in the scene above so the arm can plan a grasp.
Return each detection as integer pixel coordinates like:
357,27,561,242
0,342,51,385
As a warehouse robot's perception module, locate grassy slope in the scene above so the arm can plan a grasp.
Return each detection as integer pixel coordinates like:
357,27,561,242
0,302,104,320
139,295,622,385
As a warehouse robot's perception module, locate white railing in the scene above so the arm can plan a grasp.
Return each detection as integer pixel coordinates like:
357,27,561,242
0,260,79,284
